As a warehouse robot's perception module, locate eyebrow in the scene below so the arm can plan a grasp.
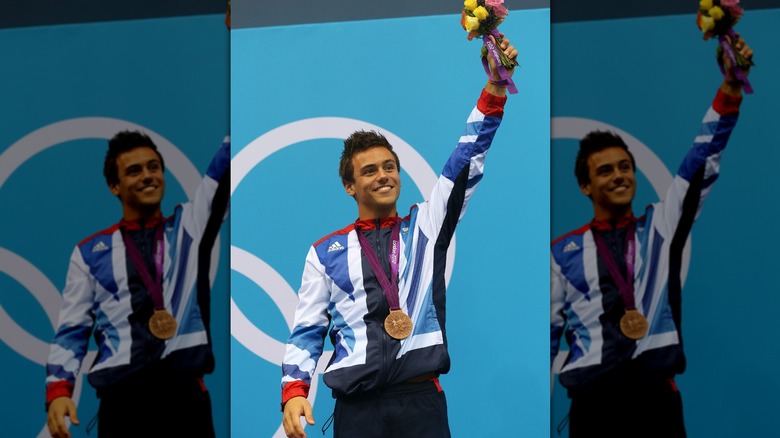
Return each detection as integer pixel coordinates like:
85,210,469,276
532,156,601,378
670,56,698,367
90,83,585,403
123,159,161,173
360,159,395,171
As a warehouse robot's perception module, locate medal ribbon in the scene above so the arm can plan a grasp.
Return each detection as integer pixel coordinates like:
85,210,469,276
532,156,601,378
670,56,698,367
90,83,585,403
481,29,518,95
592,221,637,311
355,219,402,310
122,222,165,311
718,29,753,94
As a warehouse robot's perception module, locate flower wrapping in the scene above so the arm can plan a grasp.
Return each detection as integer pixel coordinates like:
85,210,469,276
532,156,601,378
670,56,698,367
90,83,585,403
461,0,518,94
696,0,753,93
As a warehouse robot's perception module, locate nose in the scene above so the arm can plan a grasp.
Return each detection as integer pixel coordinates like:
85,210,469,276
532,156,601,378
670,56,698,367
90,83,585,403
376,168,389,181
141,167,154,181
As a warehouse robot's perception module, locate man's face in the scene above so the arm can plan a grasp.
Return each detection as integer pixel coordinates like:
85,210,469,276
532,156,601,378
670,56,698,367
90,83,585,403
343,146,401,219
580,146,636,219
109,146,166,219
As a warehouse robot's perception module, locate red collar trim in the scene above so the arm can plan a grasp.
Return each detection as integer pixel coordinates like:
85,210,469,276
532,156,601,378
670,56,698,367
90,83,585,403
590,215,635,231
355,216,401,231
119,215,165,230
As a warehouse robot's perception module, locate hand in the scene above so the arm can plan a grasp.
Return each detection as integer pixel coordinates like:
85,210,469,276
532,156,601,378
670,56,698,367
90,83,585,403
486,34,518,96
47,396,79,438
282,396,315,438
721,34,754,96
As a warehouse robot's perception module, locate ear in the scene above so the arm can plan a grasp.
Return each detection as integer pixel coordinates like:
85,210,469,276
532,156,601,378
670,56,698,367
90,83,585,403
343,181,355,197
109,183,120,197
579,183,592,198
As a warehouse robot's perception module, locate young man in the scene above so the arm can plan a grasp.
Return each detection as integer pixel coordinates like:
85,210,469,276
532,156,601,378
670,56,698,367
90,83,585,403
281,38,518,438
45,131,229,438
550,38,753,437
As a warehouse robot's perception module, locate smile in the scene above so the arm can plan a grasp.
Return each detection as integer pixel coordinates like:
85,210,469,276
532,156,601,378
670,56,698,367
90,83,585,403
374,185,394,192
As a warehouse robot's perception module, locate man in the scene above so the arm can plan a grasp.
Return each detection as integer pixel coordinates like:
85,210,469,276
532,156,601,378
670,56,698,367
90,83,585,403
550,37,753,437
45,131,229,438
281,37,518,438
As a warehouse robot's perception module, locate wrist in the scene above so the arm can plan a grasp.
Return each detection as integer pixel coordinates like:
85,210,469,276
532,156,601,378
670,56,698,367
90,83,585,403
485,80,508,97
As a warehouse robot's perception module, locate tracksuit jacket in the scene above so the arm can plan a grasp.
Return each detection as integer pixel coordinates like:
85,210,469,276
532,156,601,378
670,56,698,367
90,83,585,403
551,89,742,391
282,90,506,402
45,139,230,404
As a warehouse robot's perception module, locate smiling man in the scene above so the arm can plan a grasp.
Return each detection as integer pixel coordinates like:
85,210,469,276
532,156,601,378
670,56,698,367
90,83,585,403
280,38,518,438
550,38,753,437
45,131,229,438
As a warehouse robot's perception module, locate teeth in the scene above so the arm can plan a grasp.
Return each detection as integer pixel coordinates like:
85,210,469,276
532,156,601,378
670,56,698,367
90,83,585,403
376,186,392,192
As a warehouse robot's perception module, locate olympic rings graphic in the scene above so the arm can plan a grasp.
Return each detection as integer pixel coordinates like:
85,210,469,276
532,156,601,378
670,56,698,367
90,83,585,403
0,117,216,438
230,117,455,437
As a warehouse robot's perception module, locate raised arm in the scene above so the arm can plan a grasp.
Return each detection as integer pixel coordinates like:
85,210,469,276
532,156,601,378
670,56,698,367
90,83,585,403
178,137,230,239
656,37,753,237
420,37,517,234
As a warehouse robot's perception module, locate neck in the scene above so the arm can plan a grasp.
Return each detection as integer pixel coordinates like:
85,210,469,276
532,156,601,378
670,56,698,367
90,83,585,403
357,206,397,221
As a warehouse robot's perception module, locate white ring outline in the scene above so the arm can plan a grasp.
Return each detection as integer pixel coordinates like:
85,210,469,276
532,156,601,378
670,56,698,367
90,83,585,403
230,117,454,437
0,117,218,438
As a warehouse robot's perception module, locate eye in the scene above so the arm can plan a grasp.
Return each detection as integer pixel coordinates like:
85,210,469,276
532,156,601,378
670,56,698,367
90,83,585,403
384,163,397,172
362,168,376,176
148,162,161,171
619,162,632,172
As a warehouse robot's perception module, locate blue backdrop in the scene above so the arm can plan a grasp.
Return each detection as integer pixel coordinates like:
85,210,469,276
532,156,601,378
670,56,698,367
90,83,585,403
551,9,780,437
0,15,230,438
230,9,550,437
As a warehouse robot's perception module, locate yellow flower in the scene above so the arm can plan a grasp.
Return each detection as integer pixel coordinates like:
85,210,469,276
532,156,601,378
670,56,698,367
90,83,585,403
700,15,715,31
708,6,725,20
464,0,478,12
473,6,489,20
699,0,713,10
465,15,480,31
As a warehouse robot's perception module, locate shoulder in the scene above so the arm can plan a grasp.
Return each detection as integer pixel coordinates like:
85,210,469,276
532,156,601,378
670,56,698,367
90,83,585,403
550,223,591,263
551,223,590,248
77,223,120,249
313,223,354,248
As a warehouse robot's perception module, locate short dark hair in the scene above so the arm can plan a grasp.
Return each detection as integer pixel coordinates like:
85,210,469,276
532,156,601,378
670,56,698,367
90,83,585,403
575,130,635,187
339,130,400,184
104,131,165,186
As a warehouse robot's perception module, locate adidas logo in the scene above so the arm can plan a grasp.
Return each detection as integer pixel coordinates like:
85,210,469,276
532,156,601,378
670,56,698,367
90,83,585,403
327,241,345,253
563,241,580,253
92,241,109,252
402,227,409,233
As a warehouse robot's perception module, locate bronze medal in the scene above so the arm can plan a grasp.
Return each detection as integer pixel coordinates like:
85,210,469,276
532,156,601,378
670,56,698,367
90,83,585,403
384,309,413,340
149,309,178,340
620,309,648,340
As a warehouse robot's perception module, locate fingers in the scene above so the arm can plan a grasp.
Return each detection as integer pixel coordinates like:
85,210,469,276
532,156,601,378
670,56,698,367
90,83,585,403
282,397,312,438
46,400,73,438
303,402,315,426
738,41,754,62
67,402,80,426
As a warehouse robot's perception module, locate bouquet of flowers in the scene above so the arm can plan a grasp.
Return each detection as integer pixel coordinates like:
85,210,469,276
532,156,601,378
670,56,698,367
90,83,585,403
461,0,518,94
696,0,753,93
